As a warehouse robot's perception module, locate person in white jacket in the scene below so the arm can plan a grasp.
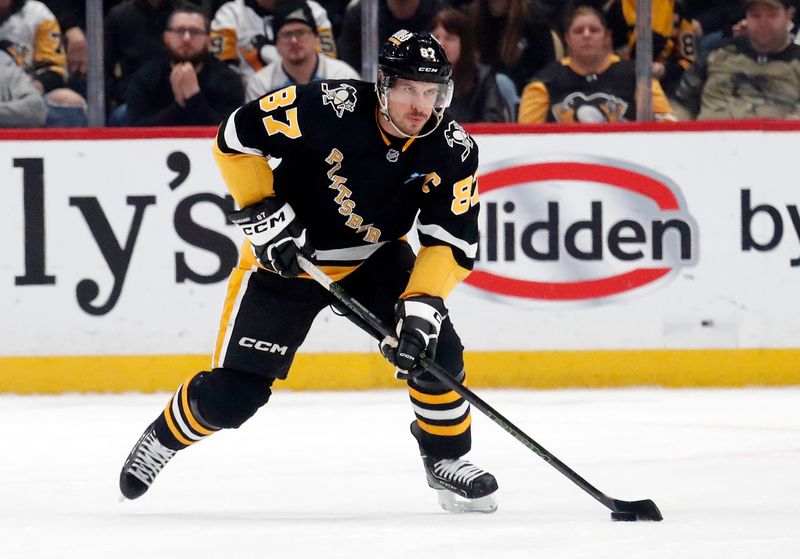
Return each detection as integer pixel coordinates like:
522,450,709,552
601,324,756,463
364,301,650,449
210,0,335,88
0,49,46,127
245,1,358,101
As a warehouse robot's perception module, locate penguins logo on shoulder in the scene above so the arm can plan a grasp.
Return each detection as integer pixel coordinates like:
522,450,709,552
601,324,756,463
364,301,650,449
444,121,473,162
322,83,358,118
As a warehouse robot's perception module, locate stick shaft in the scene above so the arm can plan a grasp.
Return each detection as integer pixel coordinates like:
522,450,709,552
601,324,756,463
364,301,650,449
297,256,617,512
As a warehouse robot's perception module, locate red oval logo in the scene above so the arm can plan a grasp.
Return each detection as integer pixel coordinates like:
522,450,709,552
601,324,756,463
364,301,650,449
464,158,697,302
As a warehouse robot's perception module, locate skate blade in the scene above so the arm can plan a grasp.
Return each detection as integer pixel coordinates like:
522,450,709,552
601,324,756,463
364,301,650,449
436,489,498,514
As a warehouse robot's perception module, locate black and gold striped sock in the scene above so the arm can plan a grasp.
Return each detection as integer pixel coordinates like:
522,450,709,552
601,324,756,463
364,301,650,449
408,374,471,458
154,373,220,450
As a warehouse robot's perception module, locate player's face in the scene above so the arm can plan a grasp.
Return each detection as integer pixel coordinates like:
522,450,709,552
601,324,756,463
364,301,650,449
385,78,439,136
276,22,317,64
164,13,209,64
746,3,793,53
565,13,610,63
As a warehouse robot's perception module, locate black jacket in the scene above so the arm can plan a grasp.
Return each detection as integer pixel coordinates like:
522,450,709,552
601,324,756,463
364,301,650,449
449,63,510,123
104,0,175,107
126,54,244,126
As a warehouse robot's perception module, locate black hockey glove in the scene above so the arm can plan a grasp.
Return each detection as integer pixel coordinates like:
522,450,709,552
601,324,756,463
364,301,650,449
380,296,447,379
227,197,314,278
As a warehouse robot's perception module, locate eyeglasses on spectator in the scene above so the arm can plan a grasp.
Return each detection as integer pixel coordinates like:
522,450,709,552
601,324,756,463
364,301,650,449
167,27,208,38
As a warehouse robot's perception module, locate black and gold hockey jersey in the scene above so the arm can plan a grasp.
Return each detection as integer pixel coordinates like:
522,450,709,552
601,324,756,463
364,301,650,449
517,54,673,123
0,0,66,92
608,0,696,69
210,0,335,85
214,80,480,300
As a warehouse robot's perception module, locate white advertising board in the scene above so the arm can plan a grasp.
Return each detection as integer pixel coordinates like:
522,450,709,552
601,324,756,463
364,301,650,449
2,127,799,362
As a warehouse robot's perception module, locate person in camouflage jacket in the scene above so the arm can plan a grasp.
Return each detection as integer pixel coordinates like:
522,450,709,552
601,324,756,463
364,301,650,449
674,0,800,120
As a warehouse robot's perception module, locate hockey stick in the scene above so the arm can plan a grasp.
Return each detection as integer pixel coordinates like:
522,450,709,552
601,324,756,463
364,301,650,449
298,255,663,521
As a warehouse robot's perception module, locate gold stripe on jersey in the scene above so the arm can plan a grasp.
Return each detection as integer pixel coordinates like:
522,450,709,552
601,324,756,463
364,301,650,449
650,79,674,120
240,46,265,72
237,239,365,280
317,27,337,58
210,28,238,62
408,385,463,405
518,81,550,124
402,245,470,299
33,18,66,77
212,267,249,369
416,415,472,436
376,117,416,152
212,142,275,208
622,0,674,50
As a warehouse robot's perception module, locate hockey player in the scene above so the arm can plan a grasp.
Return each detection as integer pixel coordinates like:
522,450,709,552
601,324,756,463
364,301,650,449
119,29,498,513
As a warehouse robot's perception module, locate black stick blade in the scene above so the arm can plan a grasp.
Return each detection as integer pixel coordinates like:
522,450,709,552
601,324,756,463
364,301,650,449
610,499,663,521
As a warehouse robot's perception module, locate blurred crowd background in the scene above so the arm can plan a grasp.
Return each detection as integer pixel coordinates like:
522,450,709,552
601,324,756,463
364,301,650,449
2,0,799,128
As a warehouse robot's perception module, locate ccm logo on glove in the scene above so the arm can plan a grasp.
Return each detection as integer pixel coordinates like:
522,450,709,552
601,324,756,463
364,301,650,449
228,198,314,278
229,204,294,244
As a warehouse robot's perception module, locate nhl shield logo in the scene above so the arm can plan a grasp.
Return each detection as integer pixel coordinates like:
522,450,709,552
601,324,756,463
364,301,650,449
444,121,473,162
322,83,358,118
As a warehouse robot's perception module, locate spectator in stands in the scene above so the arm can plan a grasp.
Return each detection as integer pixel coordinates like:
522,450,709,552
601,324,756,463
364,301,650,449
682,0,744,53
43,0,88,95
246,0,357,101
105,0,176,118
429,8,510,122
518,3,674,123
0,0,87,126
210,0,335,88
337,0,446,74
466,0,562,94
0,48,47,127
44,0,125,97
674,0,800,119
125,5,244,126
604,0,697,97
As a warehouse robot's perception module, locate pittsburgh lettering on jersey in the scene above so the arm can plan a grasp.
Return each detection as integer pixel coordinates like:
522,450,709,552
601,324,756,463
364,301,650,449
325,149,382,243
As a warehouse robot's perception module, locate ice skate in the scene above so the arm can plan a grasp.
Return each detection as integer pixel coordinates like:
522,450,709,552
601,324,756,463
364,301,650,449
119,422,177,500
411,422,498,513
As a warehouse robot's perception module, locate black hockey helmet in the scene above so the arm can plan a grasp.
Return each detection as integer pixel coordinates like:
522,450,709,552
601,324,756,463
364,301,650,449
378,30,452,85
376,30,454,138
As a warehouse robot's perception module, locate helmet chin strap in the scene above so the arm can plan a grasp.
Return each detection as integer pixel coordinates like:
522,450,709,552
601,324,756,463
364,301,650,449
376,85,444,140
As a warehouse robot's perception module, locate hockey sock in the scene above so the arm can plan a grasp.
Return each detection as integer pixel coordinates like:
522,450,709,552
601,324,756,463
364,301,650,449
155,372,221,450
408,372,471,458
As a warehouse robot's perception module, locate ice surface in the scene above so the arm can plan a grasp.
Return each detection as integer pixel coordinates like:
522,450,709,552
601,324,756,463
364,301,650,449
1,388,798,558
